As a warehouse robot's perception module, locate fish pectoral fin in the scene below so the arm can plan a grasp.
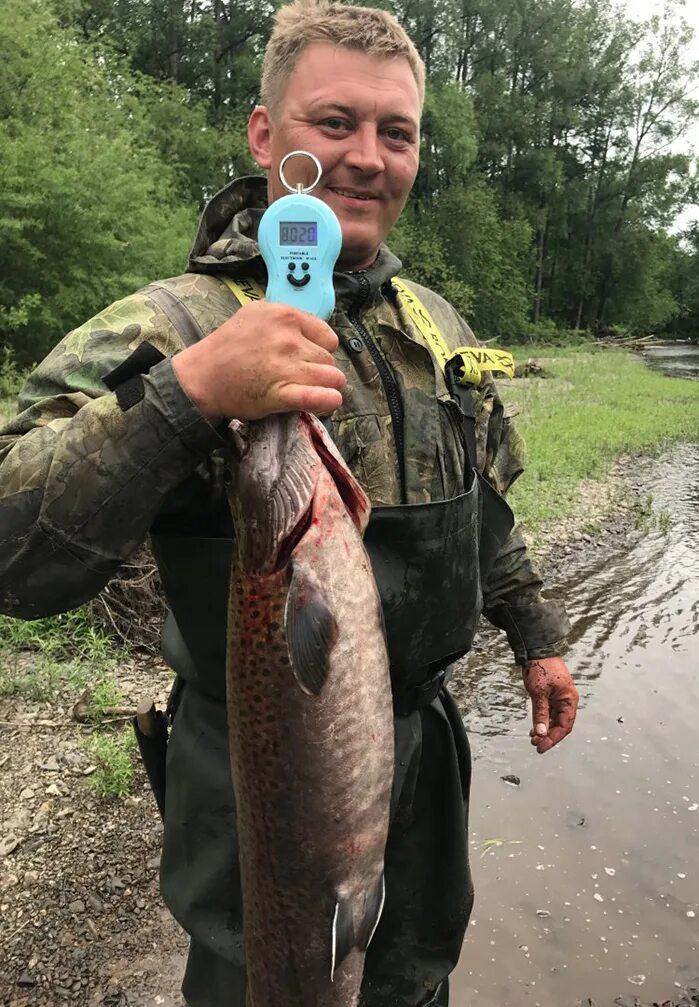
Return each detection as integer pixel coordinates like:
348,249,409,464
356,874,386,952
331,874,386,980
285,561,338,696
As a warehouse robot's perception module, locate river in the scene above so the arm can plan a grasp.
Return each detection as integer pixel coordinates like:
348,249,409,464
450,343,699,1005
640,341,699,381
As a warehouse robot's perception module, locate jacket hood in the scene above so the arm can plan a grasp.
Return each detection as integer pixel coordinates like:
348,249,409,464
187,175,402,312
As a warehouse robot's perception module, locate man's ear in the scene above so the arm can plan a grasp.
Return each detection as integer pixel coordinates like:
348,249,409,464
248,106,272,169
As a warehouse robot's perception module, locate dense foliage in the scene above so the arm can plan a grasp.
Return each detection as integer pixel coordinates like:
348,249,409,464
1,0,697,363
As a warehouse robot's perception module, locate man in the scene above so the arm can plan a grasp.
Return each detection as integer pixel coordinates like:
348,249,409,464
0,2,578,1004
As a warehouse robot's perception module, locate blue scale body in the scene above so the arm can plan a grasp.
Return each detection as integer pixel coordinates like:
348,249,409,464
257,192,342,321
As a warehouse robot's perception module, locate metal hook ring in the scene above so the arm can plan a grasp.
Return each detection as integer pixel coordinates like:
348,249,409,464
279,150,323,194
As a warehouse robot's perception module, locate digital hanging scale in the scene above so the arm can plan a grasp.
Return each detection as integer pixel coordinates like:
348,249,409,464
257,150,342,321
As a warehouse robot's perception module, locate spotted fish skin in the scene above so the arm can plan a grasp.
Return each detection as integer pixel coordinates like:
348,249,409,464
225,411,393,1007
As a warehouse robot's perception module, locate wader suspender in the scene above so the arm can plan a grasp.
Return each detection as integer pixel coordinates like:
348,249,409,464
218,276,515,485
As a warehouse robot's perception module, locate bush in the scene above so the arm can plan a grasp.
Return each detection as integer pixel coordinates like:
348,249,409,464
0,347,26,400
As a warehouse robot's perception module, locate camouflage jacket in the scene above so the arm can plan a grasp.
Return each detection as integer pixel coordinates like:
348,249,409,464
0,176,569,663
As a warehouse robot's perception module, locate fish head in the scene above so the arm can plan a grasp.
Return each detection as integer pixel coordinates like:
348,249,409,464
226,412,372,575
226,413,321,574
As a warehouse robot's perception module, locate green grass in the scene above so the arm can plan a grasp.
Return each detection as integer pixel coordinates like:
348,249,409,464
0,650,121,705
81,676,126,723
0,605,134,798
0,608,119,702
83,727,138,800
0,656,66,703
502,347,699,532
0,608,114,665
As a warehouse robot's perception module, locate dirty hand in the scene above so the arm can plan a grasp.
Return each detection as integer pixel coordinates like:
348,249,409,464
172,299,345,423
522,657,579,754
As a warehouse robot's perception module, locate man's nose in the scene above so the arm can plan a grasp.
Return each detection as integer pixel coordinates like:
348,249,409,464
344,124,384,174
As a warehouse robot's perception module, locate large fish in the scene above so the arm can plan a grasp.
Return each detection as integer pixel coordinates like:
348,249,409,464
225,411,394,1006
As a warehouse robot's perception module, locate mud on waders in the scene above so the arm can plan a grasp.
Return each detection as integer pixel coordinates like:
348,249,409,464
128,276,514,817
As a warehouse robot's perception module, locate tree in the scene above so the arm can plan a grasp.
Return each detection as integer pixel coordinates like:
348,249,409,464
0,0,198,361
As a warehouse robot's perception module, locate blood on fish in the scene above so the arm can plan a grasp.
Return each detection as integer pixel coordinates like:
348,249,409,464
342,833,378,858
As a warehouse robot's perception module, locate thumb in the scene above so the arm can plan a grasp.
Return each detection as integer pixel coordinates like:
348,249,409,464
531,694,550,737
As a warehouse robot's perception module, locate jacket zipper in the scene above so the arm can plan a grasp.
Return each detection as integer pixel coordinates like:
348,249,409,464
347,274,406,502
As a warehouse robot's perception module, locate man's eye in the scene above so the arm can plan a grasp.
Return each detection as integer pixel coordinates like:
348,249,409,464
321,118,348,131
385,127,411,143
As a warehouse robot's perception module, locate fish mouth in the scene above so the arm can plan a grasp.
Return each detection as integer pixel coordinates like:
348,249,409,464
272,421,365,571
302,416,369,532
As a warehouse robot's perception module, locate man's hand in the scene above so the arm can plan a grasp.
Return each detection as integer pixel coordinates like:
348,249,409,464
522,657,579,754
171,300,346,424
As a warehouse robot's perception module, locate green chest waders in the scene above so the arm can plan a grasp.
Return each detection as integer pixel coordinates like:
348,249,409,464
140,279,515,1006
148,413,512,1007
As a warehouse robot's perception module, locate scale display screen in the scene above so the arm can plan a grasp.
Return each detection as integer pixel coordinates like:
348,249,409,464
279,221,318,246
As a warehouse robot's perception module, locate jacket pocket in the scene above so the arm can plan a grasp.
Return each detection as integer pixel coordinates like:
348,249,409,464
330,412,401,506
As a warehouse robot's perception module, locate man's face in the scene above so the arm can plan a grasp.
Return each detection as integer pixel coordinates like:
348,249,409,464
248,42,421,270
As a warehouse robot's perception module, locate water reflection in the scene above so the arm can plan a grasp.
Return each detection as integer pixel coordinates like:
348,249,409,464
451,443,699,1005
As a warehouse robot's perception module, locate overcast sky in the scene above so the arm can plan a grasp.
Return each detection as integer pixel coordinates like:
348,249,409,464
622,0,699,228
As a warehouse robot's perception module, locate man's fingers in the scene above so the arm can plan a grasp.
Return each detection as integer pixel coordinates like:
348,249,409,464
531,695,550,737
534,724,571,754
274,363,346,411
523,658,579,754
283,339,340,369
298,313,340,354
278,383,344,416
533,735,556,754
292,362,347,392
532,699,577,753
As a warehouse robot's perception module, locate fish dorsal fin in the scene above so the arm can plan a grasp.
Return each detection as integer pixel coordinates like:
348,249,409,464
331,874,386,980
285,561,338,696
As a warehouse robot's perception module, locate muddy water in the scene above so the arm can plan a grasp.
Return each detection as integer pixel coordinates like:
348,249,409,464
450,439,699,1005
641,341,699,381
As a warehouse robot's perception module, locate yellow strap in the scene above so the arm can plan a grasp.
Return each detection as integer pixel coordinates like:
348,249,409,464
447,345,516,383
220,275,514,384
391,278,514,384
220,275,265,304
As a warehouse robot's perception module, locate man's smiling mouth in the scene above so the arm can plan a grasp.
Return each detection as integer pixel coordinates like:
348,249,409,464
328,187,379,201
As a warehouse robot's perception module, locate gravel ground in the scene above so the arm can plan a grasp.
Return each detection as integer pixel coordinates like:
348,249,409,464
0,460,691,1007
0,664,188,1006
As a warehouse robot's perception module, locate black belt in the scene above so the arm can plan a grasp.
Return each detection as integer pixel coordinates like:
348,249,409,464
392,666,451,718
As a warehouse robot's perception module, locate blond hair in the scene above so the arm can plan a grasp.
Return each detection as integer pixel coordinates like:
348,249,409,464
261,0,425,114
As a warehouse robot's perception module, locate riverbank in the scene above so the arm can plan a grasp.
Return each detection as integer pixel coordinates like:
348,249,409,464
1,345,698,1006
501,345,699,541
